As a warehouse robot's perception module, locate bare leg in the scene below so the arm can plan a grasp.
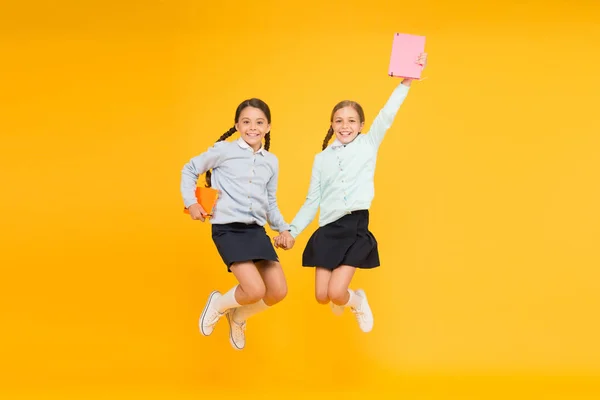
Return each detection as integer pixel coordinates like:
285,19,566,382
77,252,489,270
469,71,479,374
327,265,356,306
315,267,333,304
229,261,266,305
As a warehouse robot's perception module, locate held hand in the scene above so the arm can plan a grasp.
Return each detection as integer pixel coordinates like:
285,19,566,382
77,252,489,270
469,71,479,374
274,234,285,249
274,231,295,250
402,52,428,85
188,203,208,222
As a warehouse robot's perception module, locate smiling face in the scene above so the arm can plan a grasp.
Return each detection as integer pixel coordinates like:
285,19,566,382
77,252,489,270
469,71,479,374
329,100,365,145
235,106,270,151
331,106,365,145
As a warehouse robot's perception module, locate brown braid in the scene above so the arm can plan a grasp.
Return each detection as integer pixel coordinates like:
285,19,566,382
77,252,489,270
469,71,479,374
205,126,236,187
264,132,271,151
322,127,334,150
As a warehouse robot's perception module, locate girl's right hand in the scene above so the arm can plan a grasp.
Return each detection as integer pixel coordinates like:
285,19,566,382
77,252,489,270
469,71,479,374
188,203,208,222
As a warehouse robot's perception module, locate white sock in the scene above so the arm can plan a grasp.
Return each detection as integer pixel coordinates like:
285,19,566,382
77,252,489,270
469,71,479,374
233,299,269,323
215,285,241,313
344,289,362,309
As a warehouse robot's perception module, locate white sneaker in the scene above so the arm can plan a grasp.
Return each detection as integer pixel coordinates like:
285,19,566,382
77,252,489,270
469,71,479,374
199,291,224,336
351,289,374,333
226,309,246,350
330,302,344,316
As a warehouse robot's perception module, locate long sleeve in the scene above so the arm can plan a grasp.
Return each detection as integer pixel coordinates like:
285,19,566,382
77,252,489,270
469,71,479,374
180,143,224,208
289,155,322,238
364,82,410,148
265,158,290,232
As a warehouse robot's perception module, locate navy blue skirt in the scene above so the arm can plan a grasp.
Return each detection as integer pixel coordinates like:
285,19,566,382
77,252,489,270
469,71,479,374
302,210,380,270
211,223,279,272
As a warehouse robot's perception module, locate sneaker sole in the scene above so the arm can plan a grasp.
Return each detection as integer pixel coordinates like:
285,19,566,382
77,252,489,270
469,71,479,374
199,290,220,336
226,311,244,351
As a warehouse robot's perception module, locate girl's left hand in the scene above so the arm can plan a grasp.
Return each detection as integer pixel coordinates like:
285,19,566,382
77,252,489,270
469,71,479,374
402,52,428,85
416,52,428,69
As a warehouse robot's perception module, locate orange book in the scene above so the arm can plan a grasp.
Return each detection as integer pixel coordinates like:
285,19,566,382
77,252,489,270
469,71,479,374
183,186,219,217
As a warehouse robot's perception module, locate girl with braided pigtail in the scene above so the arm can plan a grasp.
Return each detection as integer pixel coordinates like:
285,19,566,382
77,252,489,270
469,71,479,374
181,98,293,351
277,53,428,333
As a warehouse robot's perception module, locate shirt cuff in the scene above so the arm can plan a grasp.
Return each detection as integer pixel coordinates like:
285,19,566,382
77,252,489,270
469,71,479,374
183,198,198,208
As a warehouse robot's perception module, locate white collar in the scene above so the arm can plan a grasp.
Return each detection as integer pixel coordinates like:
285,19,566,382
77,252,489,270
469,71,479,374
237,137,266,154
330,138,345,148
330,133,362,149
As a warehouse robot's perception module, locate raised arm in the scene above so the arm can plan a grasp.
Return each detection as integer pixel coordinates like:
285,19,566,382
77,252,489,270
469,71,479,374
363,82,410,148
366,52,427,148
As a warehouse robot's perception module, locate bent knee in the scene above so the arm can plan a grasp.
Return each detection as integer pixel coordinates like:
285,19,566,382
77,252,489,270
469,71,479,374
328,286,349,305
242,281,266,303
266,282,287,304
315,289,330,305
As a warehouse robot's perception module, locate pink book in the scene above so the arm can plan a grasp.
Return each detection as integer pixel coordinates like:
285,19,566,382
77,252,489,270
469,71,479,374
388,33,426,79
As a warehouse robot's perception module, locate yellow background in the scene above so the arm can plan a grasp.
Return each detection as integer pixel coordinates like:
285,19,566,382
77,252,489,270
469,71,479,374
1,0,599,398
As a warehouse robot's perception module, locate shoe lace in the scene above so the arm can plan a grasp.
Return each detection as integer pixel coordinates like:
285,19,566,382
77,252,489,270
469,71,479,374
233,320,246,339
352,306,364,318
206,310,223,327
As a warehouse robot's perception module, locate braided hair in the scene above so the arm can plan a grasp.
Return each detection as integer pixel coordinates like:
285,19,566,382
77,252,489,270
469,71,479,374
205,98,272,187
322,100,365,150
322,127,334,151
204,126,236,187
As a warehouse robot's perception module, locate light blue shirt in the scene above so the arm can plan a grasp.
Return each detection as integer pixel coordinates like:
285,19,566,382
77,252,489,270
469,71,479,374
181,138,290,232
289,83,410,238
